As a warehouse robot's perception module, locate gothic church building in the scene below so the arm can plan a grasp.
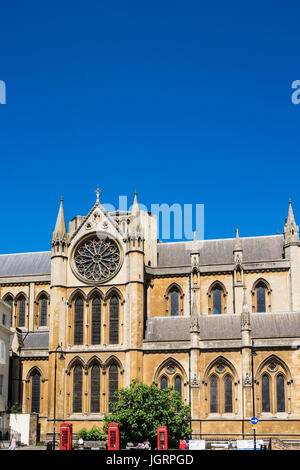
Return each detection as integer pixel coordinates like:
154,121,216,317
1,192,300,441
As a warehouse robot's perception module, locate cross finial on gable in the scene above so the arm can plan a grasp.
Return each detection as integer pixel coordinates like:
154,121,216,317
95,187,102,202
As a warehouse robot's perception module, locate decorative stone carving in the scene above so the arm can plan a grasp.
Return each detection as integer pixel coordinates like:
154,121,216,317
191,374,200,387
243,372,252,386
73,235,121,282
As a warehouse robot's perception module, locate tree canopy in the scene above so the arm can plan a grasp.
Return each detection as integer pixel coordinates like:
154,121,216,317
103,379,192,443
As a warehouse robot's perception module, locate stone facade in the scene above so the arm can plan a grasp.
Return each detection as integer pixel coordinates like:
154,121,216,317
1,194,300,441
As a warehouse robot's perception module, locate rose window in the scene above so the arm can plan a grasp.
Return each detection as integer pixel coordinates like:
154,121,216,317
74,236,121,282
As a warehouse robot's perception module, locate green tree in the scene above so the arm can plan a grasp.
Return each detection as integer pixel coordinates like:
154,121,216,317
103,379,191,442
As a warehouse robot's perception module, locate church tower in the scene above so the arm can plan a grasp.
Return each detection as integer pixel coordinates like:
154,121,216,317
283,199,300,311
125,191,145,383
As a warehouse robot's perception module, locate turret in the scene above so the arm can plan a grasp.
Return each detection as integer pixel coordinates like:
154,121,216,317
283,199,300,247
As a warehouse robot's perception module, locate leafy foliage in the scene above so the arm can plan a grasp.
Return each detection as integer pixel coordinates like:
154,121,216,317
77,426,106,441
103,379,191,442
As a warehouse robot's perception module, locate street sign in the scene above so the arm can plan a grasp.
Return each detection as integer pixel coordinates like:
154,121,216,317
251,417,259,425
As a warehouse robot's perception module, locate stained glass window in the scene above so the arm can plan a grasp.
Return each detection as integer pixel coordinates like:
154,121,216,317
90,364,100,413
74,297,84,345
277,374,285,412
91,297,101,344
74,236,121,282
40,296,48,327
213,287,222,314
174,375,182,395
210,375,218,413
31,372,40,413
160,376,168,390
109,296,119,344
73,364,82,413
18,296,26,327
262,374,270,412
257,283,266,312
170,289,179,316
109,364,118,412
224,375,233,413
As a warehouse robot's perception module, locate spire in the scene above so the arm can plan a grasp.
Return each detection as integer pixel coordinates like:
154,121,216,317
284,198,299,246
233,227,242,252
131,190,139,217
52,197,67,243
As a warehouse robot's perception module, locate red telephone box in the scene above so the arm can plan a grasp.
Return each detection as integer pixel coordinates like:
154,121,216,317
108,422,120,450
60,422,72,450
157,426,168,450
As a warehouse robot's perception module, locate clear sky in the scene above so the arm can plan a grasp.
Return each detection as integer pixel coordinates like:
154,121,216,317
0,0,300,253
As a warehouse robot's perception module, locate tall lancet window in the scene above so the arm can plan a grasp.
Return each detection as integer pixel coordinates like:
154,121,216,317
213,287,222,315
90,364,100,413
262,374,270,412
31,372,41,413
73,364,83,413
109,296,119,344
108,364,118,412
174,375,182,396
170,288,179,316
256,283,266,312
224,375,233,413
160,376,168,390
74,297,84,345
210,375,218,413
277,374,285,413
91,297,101,344
40,295,48,327
18,296,26,327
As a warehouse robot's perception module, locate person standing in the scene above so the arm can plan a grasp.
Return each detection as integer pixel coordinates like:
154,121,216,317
8,435,17,450
78,436,84,450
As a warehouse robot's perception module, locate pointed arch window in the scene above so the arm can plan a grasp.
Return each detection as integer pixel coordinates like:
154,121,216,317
91,297,101,345
262,374,270,412
208,283,226,314
109,296,119,345
40,295,48,327
73,364,83,413
256,283,266,312
108,364,118,412
90,364,100,413
174,375,182,396
31,372,40,413
170,289,179,316
213,288,222,315
224,375,233,413
210,375,218,413
276,374,285,413
18,296,26,327
160,376,168,390
74,297,84,345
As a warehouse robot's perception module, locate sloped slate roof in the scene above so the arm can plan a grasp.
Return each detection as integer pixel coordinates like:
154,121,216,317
157,235,284,267
0,251,51,277
145,311,300,342
22,331,49,348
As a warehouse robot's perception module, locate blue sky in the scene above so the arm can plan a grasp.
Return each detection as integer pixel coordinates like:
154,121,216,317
0,0,300,253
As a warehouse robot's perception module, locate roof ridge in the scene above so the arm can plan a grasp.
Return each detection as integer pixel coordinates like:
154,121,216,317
159,234,283,245
0,251,51,257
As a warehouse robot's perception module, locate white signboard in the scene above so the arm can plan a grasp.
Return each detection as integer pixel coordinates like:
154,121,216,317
186,440,206,450
236,440,264,450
